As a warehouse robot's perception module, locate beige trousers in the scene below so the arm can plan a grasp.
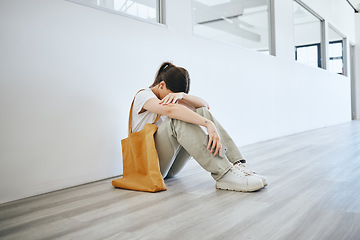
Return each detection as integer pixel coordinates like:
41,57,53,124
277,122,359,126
154,107,244,180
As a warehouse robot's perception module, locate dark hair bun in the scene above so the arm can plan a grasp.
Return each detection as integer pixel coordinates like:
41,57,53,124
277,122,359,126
158,62,175,74
150,62,190,94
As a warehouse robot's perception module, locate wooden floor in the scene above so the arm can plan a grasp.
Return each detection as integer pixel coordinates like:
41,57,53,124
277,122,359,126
1,121,360,240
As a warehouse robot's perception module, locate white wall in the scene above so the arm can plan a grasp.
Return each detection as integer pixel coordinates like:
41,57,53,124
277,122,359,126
0,0,354,204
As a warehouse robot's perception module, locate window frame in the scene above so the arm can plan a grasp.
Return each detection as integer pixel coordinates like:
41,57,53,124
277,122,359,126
293,0,324,69
328,24,347,76
191,0,274,55
295,43,321,68
328,40,344,75
66,0,165,25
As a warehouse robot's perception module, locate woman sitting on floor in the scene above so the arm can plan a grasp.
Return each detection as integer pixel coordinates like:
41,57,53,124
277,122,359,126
130,62,267,192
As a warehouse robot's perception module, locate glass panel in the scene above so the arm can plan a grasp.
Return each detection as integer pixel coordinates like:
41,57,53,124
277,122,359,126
193,0,271,53
328,26,344,75
296,45,319,68
293,1,322,68
70,0,160,23
329,41,342,58
328,58,343,75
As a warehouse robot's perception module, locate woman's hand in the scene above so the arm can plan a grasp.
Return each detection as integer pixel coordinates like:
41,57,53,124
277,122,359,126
205,120,222,157
159,92,184,105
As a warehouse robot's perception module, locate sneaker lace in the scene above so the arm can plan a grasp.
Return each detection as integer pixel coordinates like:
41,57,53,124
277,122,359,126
234,162,256,176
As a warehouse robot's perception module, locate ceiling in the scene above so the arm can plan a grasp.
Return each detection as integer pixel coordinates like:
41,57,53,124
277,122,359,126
192,0,358,51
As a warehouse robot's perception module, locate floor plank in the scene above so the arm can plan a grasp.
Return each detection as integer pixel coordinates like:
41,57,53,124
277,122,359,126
1,121,360,240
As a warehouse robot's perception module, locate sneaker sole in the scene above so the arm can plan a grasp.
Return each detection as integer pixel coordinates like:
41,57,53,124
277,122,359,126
216,182,264,192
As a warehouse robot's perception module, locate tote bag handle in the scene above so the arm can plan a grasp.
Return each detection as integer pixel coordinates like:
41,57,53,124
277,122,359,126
128,89,161,135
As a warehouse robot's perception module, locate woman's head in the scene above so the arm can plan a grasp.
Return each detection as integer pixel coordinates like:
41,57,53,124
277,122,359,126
150,62,190,94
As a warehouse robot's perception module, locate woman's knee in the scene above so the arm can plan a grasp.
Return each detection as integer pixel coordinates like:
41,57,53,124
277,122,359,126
195,107,210,116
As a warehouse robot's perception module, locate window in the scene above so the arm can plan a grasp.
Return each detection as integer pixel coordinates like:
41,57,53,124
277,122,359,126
295,43,321,68
293,1,323,68
328,26,344,75
68,0,163,24
193,0,272,53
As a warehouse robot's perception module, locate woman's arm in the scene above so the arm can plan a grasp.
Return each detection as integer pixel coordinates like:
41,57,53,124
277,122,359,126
143,98,221,156
159,92,209,109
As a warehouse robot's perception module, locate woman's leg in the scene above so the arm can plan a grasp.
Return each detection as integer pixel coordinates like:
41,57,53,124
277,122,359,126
165,147,191,178
154,118,183,178
194,108,268,186
195,107,245,163
155,111,264,191
155,117,233,181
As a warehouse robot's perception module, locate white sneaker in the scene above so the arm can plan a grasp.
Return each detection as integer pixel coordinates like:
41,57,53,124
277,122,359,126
234,162,268,187
216,166,264,192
